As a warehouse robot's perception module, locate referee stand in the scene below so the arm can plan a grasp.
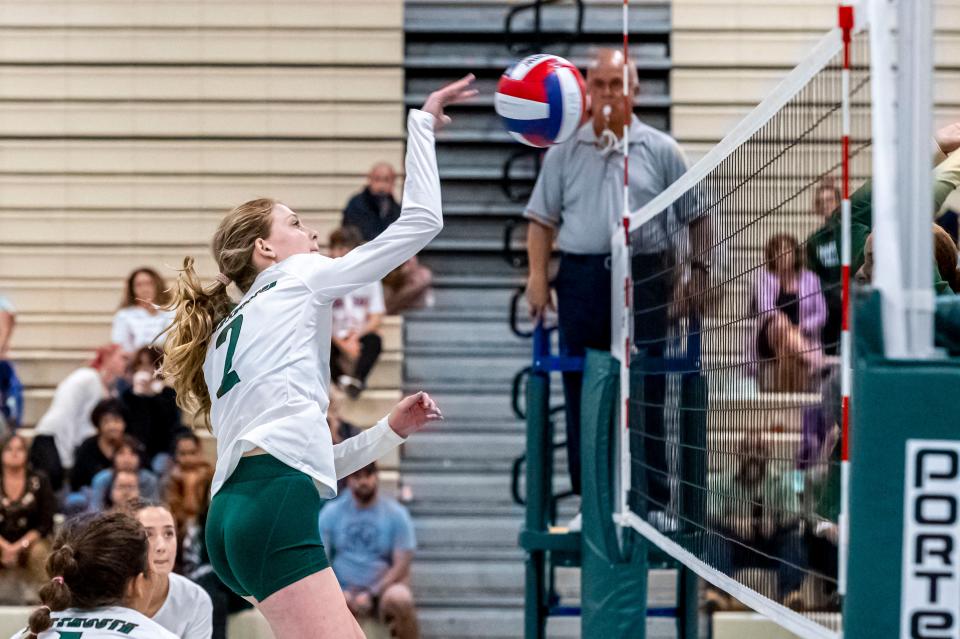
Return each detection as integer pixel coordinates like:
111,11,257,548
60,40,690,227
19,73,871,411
519,323,699,638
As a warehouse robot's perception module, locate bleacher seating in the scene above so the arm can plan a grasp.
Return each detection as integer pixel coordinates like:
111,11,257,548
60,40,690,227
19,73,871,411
0,0,405,635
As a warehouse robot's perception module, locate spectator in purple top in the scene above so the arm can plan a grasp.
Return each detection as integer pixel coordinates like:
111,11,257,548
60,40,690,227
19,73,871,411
753,234,827,392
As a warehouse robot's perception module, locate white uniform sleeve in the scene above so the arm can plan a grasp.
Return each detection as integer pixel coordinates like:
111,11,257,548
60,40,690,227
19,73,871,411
293,109,442,301
333,417,405,480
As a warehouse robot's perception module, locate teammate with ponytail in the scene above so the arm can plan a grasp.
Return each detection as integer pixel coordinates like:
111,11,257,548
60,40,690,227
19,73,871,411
161,76,475,638
14,511,176,639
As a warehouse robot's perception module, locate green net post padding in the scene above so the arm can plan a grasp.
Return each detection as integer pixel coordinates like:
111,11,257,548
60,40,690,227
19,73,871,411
844,293,960,638
580,349,648,637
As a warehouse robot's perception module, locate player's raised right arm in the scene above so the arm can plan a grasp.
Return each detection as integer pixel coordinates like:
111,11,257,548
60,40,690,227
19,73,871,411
309,76,477,301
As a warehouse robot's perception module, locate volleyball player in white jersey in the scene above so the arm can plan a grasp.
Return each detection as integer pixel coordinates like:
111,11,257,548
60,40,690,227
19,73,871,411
161,76,476,638
14,511,177,639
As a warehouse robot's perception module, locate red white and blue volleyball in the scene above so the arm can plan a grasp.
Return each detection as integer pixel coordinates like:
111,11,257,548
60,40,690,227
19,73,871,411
494,54,587,148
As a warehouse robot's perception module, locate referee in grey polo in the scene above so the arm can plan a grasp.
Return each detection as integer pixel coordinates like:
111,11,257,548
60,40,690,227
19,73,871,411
524,49,712,512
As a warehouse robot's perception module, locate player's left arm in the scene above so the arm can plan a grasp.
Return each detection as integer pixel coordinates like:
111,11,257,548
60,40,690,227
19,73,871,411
331,392,442,480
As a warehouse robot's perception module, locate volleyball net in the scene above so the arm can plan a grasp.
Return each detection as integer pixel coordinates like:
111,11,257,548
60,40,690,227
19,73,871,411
611,10,871,639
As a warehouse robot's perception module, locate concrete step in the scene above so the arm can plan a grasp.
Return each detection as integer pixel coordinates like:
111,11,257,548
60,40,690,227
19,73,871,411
403,467,573,510
402,471,517,508
406,353,529,386
9,313,402,351
404,1,669,35
13,349,401,392
414,563,677,607
0,137,398,177
415,515,520,550
0,209,338,247
416,548,523,563
22,386,401,430
405,43,669,72
406,318,527,348
417,608,575,639
419,389,563,423
417,607,680,639
412,561,551,599
404,432,526,465
428,286,518,312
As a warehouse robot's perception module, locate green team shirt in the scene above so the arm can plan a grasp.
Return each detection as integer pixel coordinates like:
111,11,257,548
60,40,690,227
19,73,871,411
808,149,960,296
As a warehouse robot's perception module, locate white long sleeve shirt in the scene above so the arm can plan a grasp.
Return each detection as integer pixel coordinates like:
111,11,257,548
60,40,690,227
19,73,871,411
203,109,442,497
33,367,106,468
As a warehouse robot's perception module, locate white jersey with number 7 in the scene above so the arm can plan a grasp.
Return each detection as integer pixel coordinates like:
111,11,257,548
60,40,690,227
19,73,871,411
202,109,442,499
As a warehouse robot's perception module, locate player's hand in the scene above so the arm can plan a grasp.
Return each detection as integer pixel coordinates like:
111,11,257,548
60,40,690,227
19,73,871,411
422,74,478,131
388,391,443,438
353,591,374,617
341,333,361,360
525,273,554,321
1,544,18,568
935,121,960,156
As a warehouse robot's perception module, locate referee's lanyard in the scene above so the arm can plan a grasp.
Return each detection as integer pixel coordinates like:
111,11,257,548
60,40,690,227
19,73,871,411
601,146,625,241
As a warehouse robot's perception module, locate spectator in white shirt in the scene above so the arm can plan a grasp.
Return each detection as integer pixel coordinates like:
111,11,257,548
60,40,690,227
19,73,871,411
133,502,213,639
112,268,175,353
328,227,385,399
29,345,129,492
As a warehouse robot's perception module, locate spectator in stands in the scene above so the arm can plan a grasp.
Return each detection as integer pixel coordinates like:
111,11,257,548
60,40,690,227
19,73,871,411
180,478,252,639
0,294,15,359
90,435,160,512
104,468,142,511
0,359,24,431
707,434,805,606
70,399,128,493
801,396,841,603
29,344,129,492
163,432,214,548
343,163,435,314
319,462,419,639
0,433,54,604
121,346,184,473
133,502,214,639
753,234,826,392
112,267,175,353
805,180,843,354
524,48,712,528
343,162,401,240
328,227,386,398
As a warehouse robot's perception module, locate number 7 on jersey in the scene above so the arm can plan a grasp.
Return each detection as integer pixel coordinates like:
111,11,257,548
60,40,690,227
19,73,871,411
216,315,244,398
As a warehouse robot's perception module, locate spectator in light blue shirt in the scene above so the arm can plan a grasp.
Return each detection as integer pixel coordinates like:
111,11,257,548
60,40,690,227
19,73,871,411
319,462,418,639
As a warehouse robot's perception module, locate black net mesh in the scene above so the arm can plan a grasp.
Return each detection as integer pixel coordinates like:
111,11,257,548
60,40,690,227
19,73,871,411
625,33,870,635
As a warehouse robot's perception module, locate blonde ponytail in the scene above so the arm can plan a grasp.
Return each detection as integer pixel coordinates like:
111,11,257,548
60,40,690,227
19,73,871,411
162,258,233,429
163,198,277,429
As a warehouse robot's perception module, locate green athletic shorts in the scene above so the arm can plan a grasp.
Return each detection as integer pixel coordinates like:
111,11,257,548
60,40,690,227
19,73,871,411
205,454,331,601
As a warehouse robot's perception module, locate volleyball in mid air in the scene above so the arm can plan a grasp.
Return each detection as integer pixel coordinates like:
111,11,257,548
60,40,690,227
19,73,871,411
494,54,587,148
